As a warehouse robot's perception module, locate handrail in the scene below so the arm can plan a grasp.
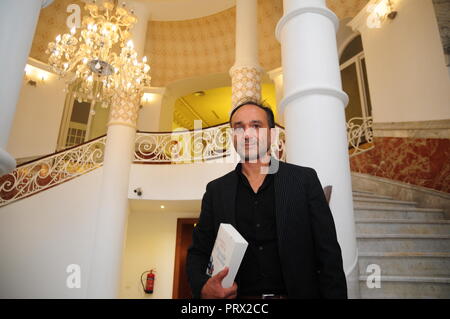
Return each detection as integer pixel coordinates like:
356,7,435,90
16,134,107,168
134,123,286,163
0,136,107,207
0,118,371,207
137,122,286,134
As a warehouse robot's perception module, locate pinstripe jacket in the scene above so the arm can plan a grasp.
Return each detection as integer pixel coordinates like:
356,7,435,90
186,158,347,299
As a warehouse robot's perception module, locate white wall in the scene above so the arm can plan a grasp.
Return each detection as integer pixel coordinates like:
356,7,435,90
128,160,237,201
0,168,103,298
7,70,66,159
355,0,450,123
120,208,199,299
137,90,165,132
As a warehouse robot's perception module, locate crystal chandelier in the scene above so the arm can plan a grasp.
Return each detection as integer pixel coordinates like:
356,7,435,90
46,0,151,109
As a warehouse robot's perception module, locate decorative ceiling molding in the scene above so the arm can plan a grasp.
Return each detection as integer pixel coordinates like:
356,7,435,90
173,109,194,130
179,97,211,127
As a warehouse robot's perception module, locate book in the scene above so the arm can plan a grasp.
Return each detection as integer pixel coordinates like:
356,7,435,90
206,223,248,288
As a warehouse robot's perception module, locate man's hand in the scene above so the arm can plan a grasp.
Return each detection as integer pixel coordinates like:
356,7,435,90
200,267,238,299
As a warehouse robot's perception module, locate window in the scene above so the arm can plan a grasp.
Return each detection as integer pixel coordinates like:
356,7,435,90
340,35,372,122
57,88,110,150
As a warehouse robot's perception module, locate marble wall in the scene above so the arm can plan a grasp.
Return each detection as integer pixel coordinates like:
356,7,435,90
350,121,450,194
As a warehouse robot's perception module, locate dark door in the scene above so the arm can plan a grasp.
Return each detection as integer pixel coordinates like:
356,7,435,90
172,218,198,299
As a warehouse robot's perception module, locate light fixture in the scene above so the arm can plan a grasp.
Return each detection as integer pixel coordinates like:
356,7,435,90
193,91,205,97
46,0,151,108
367,0,398,29
160,205,165,209
141,92,156,104
24,64,51,87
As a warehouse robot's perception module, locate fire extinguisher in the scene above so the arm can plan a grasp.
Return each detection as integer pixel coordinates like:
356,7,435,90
141,269,156,294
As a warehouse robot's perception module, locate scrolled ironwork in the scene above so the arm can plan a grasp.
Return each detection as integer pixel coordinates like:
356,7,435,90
0,136,106,207
347,116,374,157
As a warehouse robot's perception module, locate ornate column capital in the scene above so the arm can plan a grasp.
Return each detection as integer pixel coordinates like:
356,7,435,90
108,95,140,128
230,66,262,109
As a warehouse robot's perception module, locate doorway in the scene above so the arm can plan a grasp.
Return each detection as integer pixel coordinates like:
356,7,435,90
172,218,198,299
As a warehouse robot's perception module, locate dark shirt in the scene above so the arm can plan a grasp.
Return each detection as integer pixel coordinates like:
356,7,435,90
234,163,286,296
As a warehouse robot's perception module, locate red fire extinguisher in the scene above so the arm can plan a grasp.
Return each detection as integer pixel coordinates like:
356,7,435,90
141,269,156,294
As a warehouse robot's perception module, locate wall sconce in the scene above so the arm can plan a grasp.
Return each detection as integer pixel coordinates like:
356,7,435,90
366,0,398,29
141,92,157,104
24,64,50,87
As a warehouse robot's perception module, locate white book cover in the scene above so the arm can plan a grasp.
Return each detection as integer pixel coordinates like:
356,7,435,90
206,223,248,288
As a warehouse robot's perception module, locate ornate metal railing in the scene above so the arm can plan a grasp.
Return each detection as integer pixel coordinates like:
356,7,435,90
0,117,371,207
0,136,106,207
134,124,232,163
347,116,374,157
134,124,286,163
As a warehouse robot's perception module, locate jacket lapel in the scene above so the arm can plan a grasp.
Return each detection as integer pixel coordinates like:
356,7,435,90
274,159,289,246
221,171,238,227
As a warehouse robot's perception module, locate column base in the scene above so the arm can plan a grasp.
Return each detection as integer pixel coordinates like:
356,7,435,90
0,148,16,176
346,255,361,299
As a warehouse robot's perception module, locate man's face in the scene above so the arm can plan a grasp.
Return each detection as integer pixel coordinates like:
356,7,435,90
230,104,272,162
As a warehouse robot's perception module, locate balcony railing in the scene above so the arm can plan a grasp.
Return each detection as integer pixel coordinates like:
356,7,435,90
347,116,374,157
134,124,286,163
0,136,106,207
0,117,372,207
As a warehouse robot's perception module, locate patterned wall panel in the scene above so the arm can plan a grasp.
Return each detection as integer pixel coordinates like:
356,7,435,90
350,137,450,193
30,0,368,85
145,7,237,87
258,0,283,72
327,0,369,20
30,0,84,64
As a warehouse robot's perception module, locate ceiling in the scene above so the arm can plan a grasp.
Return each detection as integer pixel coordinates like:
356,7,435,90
129,198,201,214
172,83,278,130
127,0,236,21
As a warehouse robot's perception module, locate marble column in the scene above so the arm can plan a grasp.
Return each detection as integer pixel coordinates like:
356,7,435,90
276,0,360,298
0,0,53,175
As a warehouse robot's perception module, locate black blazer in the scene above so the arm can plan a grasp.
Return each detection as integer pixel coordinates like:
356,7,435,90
186,158,347,299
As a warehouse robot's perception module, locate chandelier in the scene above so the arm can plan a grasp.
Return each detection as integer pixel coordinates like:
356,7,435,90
46,0,151,109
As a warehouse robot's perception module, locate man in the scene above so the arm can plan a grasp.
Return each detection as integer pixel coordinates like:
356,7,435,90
186,101,347,299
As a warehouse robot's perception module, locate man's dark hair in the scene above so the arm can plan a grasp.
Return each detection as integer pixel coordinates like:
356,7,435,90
229,100,276,128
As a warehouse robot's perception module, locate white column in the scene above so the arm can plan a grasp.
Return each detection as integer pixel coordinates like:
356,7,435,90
87,98,139,298
127,0,151,59
276,0,360,298
230,0,262,108
0,0,53,175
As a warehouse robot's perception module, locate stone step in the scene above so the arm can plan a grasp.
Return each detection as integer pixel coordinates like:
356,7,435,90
354,206,445,220
359,275,450,298
353,197,418,208
352,193,394,201
353,190,377,196
356,219,450,235
352,191,394,199
356,234,450,252
359,252,450,277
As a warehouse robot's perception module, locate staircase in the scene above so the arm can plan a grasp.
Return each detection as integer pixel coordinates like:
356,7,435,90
353,190,450,299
